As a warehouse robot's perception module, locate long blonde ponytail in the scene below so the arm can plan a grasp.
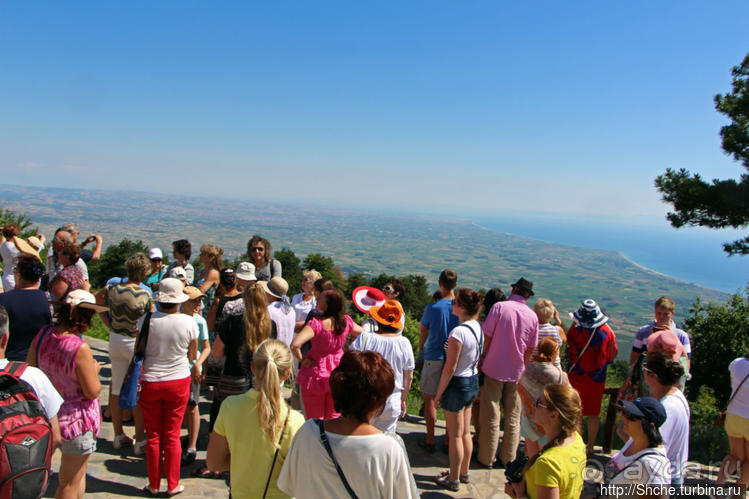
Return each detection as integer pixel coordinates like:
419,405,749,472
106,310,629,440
243,283,272,353
253,339,293,448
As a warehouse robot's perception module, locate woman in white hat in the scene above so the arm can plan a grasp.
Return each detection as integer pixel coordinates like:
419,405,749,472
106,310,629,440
27,290,107,499
137,278,199,496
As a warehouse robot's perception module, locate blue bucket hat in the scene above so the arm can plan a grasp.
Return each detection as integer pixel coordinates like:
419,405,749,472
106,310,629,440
569,299,608,329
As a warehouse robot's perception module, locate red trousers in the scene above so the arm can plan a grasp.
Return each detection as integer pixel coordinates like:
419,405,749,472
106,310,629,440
139,377,190,490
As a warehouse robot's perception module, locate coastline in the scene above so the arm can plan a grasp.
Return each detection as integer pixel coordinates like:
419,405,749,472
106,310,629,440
470,220,727,296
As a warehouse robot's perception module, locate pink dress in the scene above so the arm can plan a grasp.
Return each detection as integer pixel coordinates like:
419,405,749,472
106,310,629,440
36,326,101,440
296,316,355,393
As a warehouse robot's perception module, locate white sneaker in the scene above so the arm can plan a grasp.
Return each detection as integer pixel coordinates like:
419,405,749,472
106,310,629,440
134,439,147,456
113,434,133,449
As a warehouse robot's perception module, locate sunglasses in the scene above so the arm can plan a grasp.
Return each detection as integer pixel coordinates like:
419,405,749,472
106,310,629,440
383,285,395,293
535,397,548,409
251,246,264,252
151,258,162,262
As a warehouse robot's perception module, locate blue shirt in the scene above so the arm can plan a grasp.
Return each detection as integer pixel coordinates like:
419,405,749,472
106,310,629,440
106,276,153,295
420,298,459,361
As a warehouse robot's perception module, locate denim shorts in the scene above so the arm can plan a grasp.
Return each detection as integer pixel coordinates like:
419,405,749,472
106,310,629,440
60,430,97,455
441,375,479,412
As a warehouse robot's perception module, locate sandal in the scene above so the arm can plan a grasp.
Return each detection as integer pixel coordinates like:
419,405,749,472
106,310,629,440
418,440,436,453
435,475,460,492
166,485,185,497
142,485,159,497
190,466,223,479
439,470,469,484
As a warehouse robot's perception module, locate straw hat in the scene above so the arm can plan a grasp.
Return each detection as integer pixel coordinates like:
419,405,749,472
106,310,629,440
12,236,42,262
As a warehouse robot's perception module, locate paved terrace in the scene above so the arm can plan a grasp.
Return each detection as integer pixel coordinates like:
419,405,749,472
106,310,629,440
43,337,722,498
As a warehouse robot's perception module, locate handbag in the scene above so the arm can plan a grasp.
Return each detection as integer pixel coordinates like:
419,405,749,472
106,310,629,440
715,372,749,427
119,312,151,410
261,408,291,499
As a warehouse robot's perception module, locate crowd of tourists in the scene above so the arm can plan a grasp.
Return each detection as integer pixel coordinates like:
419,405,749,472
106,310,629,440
0,223,744,498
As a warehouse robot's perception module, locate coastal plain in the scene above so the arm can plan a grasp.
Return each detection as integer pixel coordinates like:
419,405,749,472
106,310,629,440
1,184,728,354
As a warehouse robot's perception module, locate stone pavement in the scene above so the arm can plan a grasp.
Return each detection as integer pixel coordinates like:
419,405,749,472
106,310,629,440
43,337,720,498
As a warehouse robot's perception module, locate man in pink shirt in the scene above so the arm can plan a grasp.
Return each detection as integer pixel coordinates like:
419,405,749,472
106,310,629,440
477,278,538,468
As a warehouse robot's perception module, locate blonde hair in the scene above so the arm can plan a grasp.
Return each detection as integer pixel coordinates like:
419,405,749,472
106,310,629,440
253,339,293,449
125,252,151,283
526,383,582,471
534,298,555,324
243,283,272,353
655,296,675,313
200,244,224,271
303,269,322,283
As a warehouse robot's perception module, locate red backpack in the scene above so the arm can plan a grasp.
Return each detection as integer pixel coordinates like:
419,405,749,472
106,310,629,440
0,361,54,499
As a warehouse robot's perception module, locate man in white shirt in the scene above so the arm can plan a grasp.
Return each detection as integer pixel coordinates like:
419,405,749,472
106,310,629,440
0,306,62,446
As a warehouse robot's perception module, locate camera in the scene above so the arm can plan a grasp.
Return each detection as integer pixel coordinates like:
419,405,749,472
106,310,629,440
504,453,529,483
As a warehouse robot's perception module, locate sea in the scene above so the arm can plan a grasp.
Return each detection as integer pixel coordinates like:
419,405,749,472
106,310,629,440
474,215,748,294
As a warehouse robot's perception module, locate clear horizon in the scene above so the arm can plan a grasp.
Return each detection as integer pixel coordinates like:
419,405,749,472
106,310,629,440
2,1,748,221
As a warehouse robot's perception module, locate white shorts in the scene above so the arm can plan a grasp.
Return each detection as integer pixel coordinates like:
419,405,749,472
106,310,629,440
109,332,136,396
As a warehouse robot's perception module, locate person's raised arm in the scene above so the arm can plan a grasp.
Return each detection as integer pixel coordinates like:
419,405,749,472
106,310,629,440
89,234,103,262
75,343,102,400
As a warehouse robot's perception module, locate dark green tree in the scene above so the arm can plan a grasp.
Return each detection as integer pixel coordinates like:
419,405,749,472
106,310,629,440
275,248,303,295
655,53,749,255
88,238,150,289
0,207,39,239
684,291,749,406
345,272,369,297
400,274,431,318
302,253,345,291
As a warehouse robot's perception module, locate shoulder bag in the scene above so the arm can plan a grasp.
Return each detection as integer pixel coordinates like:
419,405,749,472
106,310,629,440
119,312,152,410
316,419,359,499
260,407,291,499
715,372,749,427
566,326,597,374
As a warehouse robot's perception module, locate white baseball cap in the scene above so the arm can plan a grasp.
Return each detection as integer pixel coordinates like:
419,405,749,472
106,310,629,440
148,248,163,260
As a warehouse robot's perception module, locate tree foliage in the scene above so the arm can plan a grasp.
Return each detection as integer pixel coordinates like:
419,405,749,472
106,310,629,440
684,291,749,406
274,248,303,295
0,207,39,240
302,253,346,291
655,53,749,255
88,238,150,289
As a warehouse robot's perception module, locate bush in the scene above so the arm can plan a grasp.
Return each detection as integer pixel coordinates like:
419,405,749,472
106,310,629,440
690,425,729,466
685,291,749,406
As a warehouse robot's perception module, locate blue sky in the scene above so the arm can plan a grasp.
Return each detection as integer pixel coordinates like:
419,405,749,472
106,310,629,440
1,1,748,224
